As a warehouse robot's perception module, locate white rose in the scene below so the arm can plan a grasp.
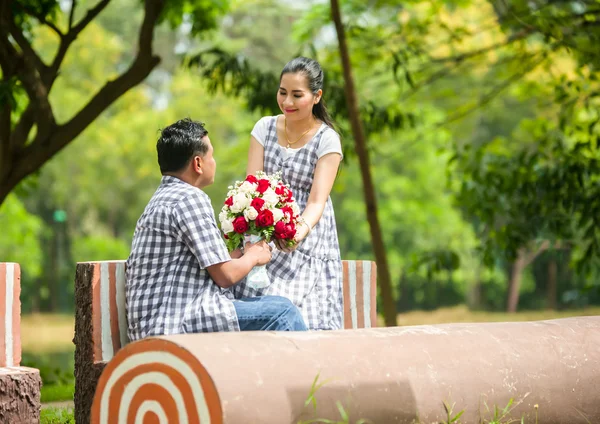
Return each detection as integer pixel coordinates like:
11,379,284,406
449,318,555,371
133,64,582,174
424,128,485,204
238,181,257,194
221,217,234,234
271,208,284,223
244,207,259,221
218,209,228,224
291,202,300,216
230,193,251,213
262,188,279,206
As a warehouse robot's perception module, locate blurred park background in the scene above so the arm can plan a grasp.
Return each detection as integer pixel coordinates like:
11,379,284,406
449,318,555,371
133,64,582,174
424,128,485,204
1,0,600,417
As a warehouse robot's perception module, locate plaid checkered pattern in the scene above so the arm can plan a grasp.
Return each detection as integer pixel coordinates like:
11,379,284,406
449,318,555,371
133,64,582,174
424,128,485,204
126,176,238,340
233,116,343,330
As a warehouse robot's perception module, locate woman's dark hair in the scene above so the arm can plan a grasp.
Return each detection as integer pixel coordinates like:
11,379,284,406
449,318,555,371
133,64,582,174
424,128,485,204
156,118,208,174
280,57,336,129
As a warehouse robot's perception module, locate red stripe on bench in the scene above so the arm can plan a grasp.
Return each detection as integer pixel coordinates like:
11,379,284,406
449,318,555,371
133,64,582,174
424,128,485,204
355,261,365,329
12,264,21,366
342,261,352,329
0,263,6,367
370,262,378,327
109,262,121,354
92,263,103,362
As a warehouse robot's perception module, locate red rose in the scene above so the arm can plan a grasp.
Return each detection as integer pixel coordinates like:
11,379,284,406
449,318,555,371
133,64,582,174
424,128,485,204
245,175,258,184
256,209,274,227
225,196,233,207
281,206,294,220
275,185,293,202
224,234,229,239
285,222,296,239
233,216,248,234
250,197,265,211
256,179,270,194
274,221,287,239
275,185,286,196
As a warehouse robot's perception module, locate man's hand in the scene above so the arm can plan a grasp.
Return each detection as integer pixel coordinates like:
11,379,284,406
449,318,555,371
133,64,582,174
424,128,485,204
244,240,272,265
230,248,243,259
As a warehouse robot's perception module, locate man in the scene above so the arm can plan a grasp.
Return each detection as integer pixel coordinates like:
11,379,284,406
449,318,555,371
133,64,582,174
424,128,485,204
126,118,307,341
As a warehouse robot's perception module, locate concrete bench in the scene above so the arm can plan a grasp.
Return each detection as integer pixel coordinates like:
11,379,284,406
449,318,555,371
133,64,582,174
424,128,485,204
90,317,600,424
74,259,377,423
0,263,41,423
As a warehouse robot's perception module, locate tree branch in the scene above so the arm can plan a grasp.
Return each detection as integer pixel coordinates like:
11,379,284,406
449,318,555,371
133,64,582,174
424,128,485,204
0,93,11,176
71,0,111,36
440,55,546,126
428,28,532,66
14,3,64,38
11,0,165,190
47,0,112,87
6,23,55,145
69,0,77,30
7,18,49,78
523,240,550,267
10,106,36,150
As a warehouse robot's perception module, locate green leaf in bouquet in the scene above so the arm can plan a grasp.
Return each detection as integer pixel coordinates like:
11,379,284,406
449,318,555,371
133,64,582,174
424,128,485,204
225,232,244,252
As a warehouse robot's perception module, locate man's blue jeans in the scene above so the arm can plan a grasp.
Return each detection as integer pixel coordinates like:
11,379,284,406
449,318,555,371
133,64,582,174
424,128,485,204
233,295,307,331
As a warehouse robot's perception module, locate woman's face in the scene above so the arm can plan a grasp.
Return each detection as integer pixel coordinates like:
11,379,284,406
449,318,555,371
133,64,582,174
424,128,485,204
278,72,320,122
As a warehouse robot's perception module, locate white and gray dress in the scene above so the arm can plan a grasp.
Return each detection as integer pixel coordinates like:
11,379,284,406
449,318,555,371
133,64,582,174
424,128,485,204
232,115,344,330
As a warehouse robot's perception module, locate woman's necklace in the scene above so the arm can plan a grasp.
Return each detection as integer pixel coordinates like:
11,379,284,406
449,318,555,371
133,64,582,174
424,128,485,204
284,118,314,148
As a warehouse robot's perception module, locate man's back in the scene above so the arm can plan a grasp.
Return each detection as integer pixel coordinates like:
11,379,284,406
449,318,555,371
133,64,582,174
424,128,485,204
126,176,238,340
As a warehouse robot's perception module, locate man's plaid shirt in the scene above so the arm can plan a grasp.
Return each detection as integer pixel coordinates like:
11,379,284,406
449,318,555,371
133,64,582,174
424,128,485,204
126,176,239,340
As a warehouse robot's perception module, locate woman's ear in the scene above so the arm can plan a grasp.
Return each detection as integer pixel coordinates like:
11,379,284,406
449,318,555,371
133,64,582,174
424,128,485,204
315,89,323,104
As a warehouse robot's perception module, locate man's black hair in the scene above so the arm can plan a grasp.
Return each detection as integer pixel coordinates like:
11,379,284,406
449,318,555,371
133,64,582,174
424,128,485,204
156,118,208,174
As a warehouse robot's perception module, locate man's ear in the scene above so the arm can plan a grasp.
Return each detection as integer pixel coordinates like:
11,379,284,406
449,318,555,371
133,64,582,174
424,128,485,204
193,155,203,175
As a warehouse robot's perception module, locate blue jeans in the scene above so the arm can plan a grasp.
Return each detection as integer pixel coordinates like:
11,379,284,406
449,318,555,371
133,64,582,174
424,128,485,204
233,295,307,331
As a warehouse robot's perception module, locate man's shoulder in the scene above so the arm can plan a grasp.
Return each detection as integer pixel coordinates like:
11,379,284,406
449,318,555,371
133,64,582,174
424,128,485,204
150,177,209,208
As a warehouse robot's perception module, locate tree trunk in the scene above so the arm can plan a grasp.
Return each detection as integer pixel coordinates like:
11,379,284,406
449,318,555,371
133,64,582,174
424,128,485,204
507,241,550,313
330,0,397,326
0,368,41,423
506,249,527,313
468,265,482,309
546,258,557,310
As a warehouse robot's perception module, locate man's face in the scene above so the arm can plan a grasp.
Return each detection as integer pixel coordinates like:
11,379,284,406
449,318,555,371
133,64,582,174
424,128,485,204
198,136,216,188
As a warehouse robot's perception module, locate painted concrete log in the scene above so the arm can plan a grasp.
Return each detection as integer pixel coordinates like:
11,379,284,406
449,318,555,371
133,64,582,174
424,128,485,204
0,263,41,423
75,259,377,424
92,316,600,424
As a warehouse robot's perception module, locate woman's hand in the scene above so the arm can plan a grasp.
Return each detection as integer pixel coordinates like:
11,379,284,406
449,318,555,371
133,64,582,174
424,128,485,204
275,221,311,253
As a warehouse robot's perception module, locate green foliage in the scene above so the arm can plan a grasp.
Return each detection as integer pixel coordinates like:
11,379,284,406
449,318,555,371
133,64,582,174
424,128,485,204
160,0,230,37
71,235,130,262
297,372,372,424
225,232,244,252
41,384,75,403
442,401,464,424
21,351,74,387
0,194,45,278
452,109,600,274
40,408,75,424
187,48,417,142
4,0,599,314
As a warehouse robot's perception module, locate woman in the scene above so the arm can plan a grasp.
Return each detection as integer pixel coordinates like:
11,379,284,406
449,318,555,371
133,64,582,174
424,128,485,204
233,57,344,330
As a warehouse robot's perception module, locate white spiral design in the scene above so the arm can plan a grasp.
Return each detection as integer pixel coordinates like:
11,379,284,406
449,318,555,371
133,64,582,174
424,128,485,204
98,350,211,424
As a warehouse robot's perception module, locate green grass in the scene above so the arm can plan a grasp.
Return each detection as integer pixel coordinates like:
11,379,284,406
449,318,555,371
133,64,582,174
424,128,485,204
21,314,74,354
40,407,74,424
392,305,600,327
298,375,541,424
41,383,74,403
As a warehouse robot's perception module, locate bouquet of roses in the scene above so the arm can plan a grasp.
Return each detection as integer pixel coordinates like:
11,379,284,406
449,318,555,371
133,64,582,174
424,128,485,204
219,171,300,288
